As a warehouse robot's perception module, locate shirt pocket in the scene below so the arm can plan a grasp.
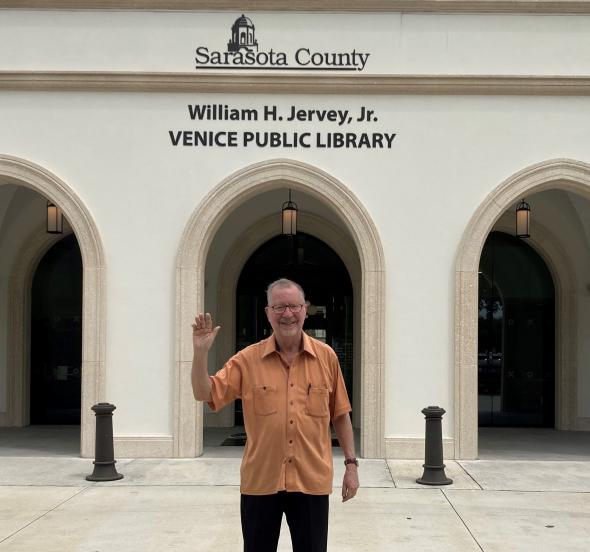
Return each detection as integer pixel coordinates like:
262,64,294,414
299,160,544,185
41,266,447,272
253,385,277,416
306,386,330,418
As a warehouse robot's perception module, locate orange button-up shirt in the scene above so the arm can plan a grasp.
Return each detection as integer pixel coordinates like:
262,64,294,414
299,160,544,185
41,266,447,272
208,332,352,495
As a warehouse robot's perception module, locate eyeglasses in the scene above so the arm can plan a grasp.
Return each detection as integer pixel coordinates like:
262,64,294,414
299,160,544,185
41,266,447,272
267,304,305,314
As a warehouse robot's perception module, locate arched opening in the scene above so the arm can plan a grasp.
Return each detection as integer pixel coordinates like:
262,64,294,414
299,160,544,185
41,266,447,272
0,155,105,457
174,159,384,459
455,159,590,459
30,234,83,426
478,232,555,430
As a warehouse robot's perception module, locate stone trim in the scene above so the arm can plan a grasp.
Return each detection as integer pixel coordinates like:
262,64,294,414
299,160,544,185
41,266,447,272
175,158,385,458
455,158,590,459
114,437,174,458
4,1,590,13
2,73,590,96
0,155,106,458
385,437,455,460
577,417,590,431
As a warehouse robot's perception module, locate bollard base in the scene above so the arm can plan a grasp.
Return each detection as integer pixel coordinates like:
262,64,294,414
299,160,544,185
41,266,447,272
86,460,124,482
416,464,453,486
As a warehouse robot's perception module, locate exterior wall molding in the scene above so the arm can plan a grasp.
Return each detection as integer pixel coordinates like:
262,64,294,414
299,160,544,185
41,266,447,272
2,73,590,96
385,437,454,460
455,158,590,459
209,213,362,429
114,437,174,458
175,158,385,459
4,1,590,13
0,155,106,458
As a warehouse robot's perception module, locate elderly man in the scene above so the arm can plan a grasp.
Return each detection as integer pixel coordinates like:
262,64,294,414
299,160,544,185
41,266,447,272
191,278,359,552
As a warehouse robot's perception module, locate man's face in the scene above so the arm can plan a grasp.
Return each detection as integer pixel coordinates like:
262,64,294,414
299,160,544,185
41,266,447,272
266,285,307,340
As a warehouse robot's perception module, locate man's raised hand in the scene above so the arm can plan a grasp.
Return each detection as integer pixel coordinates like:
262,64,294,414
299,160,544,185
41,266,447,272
192,313,221,353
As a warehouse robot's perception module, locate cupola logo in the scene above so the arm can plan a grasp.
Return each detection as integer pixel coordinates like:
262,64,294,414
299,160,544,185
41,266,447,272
227,14,258,53
195,14,370,71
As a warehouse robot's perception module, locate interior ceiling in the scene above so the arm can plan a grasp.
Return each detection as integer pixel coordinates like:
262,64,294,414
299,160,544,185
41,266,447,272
225,187,350,233
0,185,45,232
210,187,353,250
493,188,590,259
204,186,357,280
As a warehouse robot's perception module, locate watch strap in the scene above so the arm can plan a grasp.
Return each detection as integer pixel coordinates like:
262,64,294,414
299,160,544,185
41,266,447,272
344,457,359,467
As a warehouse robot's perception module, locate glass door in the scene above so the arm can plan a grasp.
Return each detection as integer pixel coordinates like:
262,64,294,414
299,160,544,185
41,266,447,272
235,232,353,425
478,232,555,428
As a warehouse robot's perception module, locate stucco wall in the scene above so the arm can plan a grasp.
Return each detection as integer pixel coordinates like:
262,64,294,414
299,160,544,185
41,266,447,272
1,11,590,76
3,92,590,438
1,10,590,447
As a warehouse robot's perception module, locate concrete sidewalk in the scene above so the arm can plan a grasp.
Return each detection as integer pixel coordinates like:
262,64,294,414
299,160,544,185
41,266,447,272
1,457,590,551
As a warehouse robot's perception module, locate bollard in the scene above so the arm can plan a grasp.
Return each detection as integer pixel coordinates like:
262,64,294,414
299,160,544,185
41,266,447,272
416,405,452,486
86,403,124,481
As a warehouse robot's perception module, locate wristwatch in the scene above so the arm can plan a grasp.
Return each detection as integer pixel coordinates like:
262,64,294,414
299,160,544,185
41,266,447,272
344,457,359,467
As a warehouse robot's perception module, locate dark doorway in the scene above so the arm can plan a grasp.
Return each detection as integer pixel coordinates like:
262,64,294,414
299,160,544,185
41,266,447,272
235,232,353,426
478,231,555,428
30,234,82,425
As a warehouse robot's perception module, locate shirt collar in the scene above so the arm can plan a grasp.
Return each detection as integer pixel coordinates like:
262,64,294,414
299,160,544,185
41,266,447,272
261,333,317,359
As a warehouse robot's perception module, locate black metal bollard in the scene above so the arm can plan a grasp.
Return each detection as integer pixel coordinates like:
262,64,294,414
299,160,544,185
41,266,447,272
86,403,124,481
416,406,452,486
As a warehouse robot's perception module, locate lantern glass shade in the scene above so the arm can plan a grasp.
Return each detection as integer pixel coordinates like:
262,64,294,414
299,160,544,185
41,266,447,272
47,201,64,234
516,199,530,238
282,201,297,236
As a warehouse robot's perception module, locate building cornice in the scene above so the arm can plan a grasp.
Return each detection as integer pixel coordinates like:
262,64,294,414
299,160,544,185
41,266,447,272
2,1,590,14
2,72,590,95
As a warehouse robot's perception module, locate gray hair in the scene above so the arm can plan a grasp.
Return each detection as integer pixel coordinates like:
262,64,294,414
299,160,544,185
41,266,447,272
266,278,305,305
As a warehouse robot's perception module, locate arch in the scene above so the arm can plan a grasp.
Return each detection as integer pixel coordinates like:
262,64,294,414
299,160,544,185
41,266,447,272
455,158,590,459
0,155,106,457
174,159,385,458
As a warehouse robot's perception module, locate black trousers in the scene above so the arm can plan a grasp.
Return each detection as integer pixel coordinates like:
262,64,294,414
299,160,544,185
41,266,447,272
241,491,329,552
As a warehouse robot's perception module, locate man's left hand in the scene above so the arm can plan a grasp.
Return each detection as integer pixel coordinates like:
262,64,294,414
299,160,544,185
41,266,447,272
341,466,359,502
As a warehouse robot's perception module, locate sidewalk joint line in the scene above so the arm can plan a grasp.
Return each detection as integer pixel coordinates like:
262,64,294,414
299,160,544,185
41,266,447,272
384,460,397,488
0,485,90,545
441,489,485,552
457,461,483,490
474,488,590,494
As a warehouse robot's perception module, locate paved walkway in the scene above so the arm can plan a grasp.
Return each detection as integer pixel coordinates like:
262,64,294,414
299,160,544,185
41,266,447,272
1,456,590,551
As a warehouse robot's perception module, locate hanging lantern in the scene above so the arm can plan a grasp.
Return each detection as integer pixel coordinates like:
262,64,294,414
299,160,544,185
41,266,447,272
282,190,298,236
47,201,64,234
516,199,530,238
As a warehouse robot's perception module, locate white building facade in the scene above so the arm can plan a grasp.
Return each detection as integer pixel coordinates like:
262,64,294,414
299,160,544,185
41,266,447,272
1,2,590,460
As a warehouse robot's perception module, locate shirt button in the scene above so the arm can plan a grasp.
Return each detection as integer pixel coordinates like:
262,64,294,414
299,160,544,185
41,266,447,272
290,383,294,387
288,459,292,463
290,420,293,424
289,440,293,444
290,401,293,405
